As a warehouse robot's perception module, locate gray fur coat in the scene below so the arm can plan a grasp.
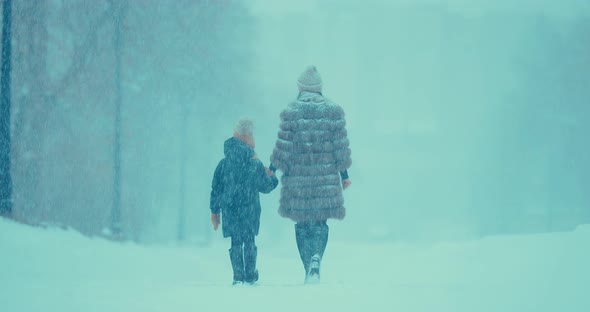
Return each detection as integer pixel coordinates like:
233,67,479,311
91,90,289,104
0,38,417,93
271,91,352,222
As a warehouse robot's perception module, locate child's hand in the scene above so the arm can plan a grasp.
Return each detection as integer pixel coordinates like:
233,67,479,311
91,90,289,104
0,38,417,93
265,167,274,177
211,213,220,231
342,179,352,190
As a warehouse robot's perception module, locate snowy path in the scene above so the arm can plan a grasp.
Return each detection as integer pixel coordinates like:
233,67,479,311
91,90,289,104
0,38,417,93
1,219,589,312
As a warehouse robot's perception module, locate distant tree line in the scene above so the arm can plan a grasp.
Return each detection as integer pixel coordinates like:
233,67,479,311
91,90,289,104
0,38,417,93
0,0,254,242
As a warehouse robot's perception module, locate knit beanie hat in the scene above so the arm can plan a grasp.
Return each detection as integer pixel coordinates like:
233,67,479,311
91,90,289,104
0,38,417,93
234,117,254,136
297,65,323,93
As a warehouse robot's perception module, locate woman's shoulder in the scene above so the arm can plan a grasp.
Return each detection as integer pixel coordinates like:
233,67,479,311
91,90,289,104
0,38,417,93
281,94,345,121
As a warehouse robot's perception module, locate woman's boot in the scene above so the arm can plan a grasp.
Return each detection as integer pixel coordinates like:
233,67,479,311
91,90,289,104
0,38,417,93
306,222,329,284
295,223,312,275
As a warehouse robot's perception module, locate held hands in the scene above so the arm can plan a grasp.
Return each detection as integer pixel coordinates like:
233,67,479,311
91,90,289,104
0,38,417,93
211,213,220,231
265,166,274,177
342,179,352,190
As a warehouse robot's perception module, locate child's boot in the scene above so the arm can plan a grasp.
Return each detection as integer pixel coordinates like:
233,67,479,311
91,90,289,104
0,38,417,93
229,247,244,285
243,245,258,284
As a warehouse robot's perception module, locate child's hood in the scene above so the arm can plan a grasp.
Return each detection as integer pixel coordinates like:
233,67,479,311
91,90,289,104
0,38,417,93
224,137,255,162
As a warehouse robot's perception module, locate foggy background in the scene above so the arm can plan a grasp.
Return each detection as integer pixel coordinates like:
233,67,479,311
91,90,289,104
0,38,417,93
2,0,589,244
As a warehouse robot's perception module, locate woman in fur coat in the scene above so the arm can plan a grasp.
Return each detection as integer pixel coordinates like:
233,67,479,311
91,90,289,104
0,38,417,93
270,66,352,284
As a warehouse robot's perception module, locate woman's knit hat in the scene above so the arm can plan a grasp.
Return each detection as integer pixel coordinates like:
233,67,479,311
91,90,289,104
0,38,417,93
297,65,323,93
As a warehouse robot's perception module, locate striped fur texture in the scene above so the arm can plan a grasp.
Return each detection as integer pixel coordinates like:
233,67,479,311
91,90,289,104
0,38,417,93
271,91,352,222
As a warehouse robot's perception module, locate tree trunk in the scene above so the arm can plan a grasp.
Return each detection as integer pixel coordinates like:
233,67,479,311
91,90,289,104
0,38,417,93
110,1,127,238
177,102,187,241
0,0,13,217
9,0,49,224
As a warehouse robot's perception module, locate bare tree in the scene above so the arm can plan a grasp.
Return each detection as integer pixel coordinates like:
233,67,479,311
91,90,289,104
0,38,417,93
110,0,127,238
0,0,13,217
10,0,48,223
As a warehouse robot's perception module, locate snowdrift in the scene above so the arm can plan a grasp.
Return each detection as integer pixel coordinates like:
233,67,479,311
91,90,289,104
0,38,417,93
1,219,588,312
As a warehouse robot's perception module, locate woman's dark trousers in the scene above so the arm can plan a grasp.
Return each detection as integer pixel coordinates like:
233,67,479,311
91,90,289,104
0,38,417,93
295,221,329,276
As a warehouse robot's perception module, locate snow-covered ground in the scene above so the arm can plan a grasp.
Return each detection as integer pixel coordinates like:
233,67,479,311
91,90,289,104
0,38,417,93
1,219,588,312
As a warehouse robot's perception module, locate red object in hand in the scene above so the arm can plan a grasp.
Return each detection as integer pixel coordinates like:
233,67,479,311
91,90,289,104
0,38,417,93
342,179,352,190
211,213,220,231
265,167,274,177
